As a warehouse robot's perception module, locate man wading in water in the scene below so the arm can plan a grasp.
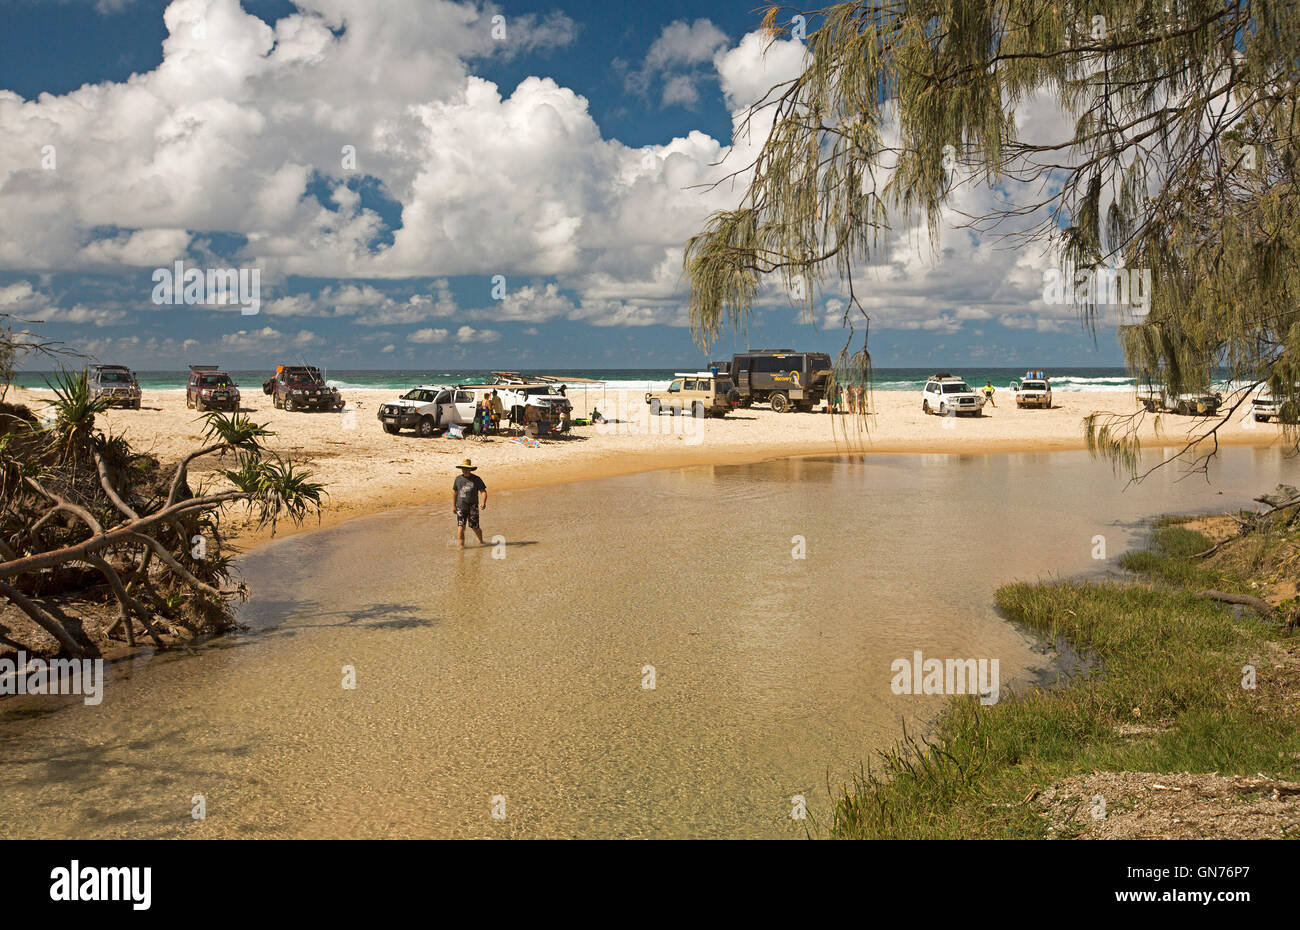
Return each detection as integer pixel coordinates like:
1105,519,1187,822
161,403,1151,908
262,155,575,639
452,458,487,548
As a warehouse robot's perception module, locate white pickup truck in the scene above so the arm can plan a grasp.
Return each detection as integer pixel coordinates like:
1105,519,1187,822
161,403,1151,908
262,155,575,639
377,385,478,436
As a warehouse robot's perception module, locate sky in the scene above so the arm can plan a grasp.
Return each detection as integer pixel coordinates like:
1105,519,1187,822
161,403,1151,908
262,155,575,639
0,0,1127,371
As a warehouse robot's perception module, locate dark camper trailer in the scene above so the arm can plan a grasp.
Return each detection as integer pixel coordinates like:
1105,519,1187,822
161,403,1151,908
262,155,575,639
711,350,833,412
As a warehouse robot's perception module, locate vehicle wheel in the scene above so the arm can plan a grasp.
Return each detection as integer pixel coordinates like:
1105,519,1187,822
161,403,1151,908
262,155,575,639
939,402,949,416
285,396,296,412
649,398,661,416
670,405,682,417
383,423,401,435
186,395,194,409
417,417,437,438
739,397,753,408
726,389,741,407
922,400,931,414
770,392,789,413
132,400,141,410
693,401,706,418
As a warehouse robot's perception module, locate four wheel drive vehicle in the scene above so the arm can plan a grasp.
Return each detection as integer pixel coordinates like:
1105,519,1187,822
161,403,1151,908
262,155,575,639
88,365,142,409
921,374,985,416
186,365,241,411
460,372,572,429
645,372,740,418
711,350,833,412
1012,371,1052,408
377,385,478,436
1251,385,1299,423
1137,387,1223,415
262,365,344,411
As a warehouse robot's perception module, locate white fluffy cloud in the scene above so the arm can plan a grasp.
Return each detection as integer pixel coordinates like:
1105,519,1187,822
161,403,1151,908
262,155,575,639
0,1,1086,348
0,0,757,295
456,325,499,343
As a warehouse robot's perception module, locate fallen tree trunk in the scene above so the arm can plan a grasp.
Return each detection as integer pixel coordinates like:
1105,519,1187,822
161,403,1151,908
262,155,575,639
1196,589,1276,618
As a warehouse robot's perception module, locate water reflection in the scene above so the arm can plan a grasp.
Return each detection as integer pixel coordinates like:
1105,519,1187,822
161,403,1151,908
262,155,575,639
1,447,1296,838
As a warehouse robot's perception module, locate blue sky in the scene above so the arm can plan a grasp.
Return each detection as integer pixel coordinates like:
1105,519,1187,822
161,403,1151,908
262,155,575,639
0,0,1125,371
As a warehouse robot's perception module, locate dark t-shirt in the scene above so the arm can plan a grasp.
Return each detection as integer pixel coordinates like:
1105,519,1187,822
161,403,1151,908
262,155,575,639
453,473,486,510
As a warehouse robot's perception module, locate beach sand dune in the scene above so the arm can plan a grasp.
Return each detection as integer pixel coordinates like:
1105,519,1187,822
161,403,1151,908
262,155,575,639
7,385,1286,541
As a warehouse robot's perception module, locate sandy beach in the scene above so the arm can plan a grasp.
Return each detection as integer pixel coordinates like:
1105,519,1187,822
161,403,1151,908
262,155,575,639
7,384,1288,541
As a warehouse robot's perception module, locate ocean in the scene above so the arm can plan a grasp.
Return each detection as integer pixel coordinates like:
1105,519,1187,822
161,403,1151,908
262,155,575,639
11,366,1145,393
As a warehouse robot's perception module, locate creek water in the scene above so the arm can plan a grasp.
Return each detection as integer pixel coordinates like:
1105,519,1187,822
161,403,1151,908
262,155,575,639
2,446,1296,838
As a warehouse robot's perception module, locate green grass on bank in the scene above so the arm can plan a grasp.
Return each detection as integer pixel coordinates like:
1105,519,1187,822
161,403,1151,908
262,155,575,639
824,522,1300,839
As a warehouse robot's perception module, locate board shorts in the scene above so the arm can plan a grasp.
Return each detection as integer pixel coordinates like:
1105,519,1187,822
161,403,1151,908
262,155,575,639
456,504,480,530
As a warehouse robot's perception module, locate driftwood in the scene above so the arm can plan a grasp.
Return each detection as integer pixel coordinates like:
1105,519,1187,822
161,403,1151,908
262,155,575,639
1195,590,1275,619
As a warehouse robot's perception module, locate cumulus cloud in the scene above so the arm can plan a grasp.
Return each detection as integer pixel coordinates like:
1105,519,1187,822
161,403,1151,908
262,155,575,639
456,325,499,343
0,0,1085,353
620,19,729,109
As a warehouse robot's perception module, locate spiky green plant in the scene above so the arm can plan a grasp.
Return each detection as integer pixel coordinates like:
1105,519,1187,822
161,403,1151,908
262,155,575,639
43,368,113,460
218,451,326,532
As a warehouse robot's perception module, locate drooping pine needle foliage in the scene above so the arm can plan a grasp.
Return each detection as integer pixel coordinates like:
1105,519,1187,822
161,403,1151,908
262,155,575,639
684,1,1299,467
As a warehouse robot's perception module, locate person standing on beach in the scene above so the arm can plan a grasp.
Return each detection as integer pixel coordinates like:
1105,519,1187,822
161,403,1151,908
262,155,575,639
490,390,504,432
982,381,997,409
452,459,487,548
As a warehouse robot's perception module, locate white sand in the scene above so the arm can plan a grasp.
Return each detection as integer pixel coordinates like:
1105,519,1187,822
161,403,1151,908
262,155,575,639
7,385,1286,543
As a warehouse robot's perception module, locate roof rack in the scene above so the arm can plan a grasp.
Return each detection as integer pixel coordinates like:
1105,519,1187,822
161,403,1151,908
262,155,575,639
189,364,221,372
673,371,720,378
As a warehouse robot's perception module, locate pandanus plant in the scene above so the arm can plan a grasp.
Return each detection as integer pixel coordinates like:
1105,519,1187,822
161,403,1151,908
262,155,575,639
43,368,113,462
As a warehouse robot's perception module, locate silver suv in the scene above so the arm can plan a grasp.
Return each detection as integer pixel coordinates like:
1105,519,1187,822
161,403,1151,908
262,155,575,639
89,365,142,409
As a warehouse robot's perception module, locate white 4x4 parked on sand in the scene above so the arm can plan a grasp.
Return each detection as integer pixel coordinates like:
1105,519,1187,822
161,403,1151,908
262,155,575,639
1013,377,1052,408
1251,384,1298,423
921,374,985,416
377,385,478,436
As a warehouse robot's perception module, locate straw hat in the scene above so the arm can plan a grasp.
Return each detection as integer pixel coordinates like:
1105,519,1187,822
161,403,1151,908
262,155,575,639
457,458,477,471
